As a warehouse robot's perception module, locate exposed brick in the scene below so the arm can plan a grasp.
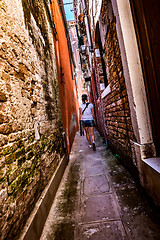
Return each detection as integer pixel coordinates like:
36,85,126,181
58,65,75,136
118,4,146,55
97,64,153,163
0,123,12,134
0,112,9,124
26,150,34,160
0,135,8,147
124,102,129,110
127,124,133,131
2,72,10,81
0,91,7,102
18,63,30,77
13,70,26,81
5,152,16,164
8,168,21,184
128,131,135,139
118,128,127,135
117,116,126,123
0,156,5,168
124,110,130,116
118,122,127,129
0,188,8,203
8,132,22,142
102,8,134,165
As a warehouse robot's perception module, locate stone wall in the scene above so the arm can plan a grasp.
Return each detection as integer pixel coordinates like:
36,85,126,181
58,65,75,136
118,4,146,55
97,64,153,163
0,0,65,239
102,12,136,162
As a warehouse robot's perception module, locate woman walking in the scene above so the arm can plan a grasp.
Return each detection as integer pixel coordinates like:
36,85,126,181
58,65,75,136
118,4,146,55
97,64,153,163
79,94,96,151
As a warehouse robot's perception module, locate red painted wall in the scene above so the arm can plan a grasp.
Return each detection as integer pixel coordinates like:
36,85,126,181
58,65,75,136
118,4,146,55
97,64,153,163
50,0,79,153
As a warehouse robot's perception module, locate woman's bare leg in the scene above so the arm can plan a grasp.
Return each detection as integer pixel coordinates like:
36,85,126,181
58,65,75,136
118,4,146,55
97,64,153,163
89,127,96,150
89,127,95,142
84,127,91,145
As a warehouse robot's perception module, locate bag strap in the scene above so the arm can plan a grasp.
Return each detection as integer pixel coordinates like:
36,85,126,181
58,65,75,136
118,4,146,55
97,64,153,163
82,102,90,115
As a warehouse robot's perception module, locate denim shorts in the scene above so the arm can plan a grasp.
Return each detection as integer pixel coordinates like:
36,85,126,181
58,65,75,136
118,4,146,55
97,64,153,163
82,120,95,127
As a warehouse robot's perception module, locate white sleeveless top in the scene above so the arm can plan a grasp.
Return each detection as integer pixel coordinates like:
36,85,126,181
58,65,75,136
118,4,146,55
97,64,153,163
80,102,94,120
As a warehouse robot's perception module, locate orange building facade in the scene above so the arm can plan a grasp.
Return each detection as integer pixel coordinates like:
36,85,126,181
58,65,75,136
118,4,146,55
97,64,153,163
50,0,79,153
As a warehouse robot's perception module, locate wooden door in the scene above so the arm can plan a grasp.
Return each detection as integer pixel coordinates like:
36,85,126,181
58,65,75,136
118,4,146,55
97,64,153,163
130,0,160,155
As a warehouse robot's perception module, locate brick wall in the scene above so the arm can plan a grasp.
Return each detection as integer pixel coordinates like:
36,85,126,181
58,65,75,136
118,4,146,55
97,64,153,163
103,17,136,161
0,0,65,239
93,54,107,138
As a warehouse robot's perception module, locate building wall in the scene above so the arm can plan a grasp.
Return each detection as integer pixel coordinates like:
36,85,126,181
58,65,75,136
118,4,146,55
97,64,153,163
104,26,134,160
68,20,87,103
50,0,79,153
92,2,136,166
0,0,66,239
90,68,106,138
112,0,159,205
89,0,160,206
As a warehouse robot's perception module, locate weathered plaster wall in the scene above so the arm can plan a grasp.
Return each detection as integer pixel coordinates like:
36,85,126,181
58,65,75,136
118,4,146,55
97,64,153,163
0,0,65,239
50,0,79,153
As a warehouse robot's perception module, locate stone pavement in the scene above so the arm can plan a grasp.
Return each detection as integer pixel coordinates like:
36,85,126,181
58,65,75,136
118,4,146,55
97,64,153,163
40,131,160,240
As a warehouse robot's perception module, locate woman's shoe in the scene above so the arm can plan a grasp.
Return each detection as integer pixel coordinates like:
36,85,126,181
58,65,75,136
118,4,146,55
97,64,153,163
92,142,96,151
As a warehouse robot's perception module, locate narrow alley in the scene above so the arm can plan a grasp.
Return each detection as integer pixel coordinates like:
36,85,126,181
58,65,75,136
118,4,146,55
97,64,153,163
40,131,160,240
1,0,160,239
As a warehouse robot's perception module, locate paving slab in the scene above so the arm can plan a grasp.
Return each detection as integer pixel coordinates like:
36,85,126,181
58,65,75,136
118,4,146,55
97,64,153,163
80,193,120,222
84,165,105,176
83,174,110,195
76,221,127,240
